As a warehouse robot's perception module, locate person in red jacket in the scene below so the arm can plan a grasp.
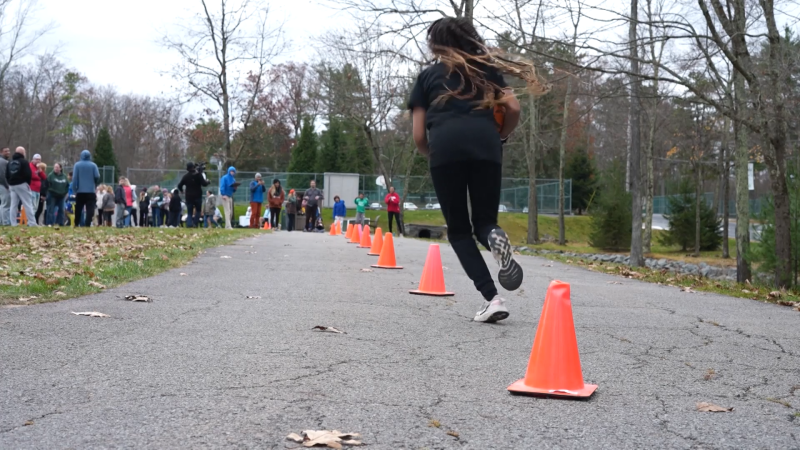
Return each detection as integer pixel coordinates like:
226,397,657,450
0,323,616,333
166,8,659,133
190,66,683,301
384,186,403,236
29,153,43,210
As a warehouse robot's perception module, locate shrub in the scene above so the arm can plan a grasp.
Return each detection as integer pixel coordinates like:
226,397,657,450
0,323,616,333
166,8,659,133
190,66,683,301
589,163,632,251
658,181,721,251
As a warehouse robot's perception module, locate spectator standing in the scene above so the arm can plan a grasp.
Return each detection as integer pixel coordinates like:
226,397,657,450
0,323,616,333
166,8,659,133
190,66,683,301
285,189,297,232
150,186,163,227
138,187,150,227
219,167,237,229
160,189,170,225
95,185,106,226
114,177,133,227
34,162,48,225
101,185,115,226
332,196,346,228
249,173,266,229
71,149,100,227
6,147,37,226
267,178,284,230
177,162,210,228
303,180,323,231
169,189,182,227
0,147,10,226
46,163,69,226
353,193,369,226
29,154,42,213
130,185,139,227
202,190,215,228
385,186,403,236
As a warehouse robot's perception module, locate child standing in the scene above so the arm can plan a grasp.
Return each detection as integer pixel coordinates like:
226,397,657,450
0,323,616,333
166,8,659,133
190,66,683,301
353,193,369,226
332,196,346,228
407,17,547,323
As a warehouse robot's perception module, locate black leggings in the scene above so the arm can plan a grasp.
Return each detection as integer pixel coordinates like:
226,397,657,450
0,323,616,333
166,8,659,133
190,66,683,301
305,207,317,230
388,211,403,235
270,208,281,229
430,161,502,301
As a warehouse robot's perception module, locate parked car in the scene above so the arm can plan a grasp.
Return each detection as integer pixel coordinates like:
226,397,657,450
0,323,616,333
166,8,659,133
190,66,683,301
523,207,529,214
370,202,381,210
424,203,442,210
498,205,509,213
404,202,418,211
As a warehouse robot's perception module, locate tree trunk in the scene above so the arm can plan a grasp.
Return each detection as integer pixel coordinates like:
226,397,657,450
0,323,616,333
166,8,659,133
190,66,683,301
721,128,730,258
526,94,539,244
557,77,572,246
694,164,701,257
733,71,751,282
765,138,793,288
628,0,644,267
643,82,657,254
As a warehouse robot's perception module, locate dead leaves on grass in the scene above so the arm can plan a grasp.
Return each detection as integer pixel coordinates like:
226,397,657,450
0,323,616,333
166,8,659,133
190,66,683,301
88,281,106,289
124,295,152,302
71,311,110,318
286,430,362,448
696,402,733,412
312,326,346,334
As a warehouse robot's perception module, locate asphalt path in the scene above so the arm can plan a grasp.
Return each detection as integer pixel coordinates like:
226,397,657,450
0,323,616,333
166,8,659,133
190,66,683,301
1,231,798,449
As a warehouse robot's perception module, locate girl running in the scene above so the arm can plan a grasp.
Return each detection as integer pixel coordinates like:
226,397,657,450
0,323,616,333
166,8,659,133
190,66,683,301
408,17,548,323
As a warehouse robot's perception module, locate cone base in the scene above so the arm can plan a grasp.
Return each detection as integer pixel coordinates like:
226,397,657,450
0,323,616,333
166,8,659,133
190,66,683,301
409,289,454,297
507,379,597,399
371,264,403,269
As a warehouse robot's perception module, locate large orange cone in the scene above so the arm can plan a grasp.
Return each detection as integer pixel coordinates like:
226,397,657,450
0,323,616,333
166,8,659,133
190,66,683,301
349,224,361,244
368,227,384,256
410,244,453,296
508,281,597,398
330,222,338,235
359,225,372,248
345,222,353,239
371,233,402,269
336,221,342,235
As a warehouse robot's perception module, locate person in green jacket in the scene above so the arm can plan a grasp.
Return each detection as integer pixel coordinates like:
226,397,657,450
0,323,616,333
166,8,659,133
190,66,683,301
46,163,69,225
354,193,369,226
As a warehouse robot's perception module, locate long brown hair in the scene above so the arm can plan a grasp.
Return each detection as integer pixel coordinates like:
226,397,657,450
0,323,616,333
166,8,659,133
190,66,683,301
426,17,549,109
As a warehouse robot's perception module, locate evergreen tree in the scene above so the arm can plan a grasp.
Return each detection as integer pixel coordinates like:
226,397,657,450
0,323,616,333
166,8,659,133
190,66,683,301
316,118,345,173
93,127,120,182
589,163,632,251
287,117,319,188
345,122,373,175
565,147,597,214
658,181,722,251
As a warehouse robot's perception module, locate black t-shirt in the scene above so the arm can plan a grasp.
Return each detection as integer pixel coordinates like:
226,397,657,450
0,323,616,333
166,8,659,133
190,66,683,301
407,62,507,168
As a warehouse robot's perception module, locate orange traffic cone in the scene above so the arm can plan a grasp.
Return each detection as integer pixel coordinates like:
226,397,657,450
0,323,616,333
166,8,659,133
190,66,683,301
19,207,28,226
368,227,384,256
359,225,372,248
371,233,402,269
410,244,454,296
507,280,597,398
336,221,342,235
349,224,362,244
330,222,338,235
345,222,353,239
263,220,269,230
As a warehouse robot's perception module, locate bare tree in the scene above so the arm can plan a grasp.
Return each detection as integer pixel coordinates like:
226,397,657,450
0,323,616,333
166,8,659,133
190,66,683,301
0,0,52,88
161,0,284,165
628,0,644,267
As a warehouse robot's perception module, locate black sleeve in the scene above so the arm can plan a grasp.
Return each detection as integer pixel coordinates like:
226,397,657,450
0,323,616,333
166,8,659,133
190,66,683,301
22,162,32,184
177,174,187,192
407,71,428,110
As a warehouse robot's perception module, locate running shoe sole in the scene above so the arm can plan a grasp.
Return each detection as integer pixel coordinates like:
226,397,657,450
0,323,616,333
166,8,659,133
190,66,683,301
474,300,510,323
488,229,523,291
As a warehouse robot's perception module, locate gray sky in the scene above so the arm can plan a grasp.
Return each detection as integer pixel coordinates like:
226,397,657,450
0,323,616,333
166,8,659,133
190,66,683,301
35,0,342,97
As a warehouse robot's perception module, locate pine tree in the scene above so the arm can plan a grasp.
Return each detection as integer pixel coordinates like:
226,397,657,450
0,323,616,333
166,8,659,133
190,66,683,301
316,118,345,173
589,163,632,251
344,121,373,175
658,181,722,251
287,117,318,189
93,127,120,182
565,147,597,214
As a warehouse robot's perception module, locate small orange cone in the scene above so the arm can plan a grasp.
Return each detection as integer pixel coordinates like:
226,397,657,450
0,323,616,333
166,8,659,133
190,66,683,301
263,220,269,230
508,280,597,398
359,225,372,248
368,227,384,256
349,224,361,244
345,222,353,239
371,233,402,269
330,222,338,235
410,244,453,296
19,207,28,225
336,221,342,235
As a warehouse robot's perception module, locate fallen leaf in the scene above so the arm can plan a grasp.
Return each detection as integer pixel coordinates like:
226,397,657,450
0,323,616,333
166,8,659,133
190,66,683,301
220,256,232,259
776,300,797,307
286,430,362,448
681,287,695,293
71,311,110,318
245,296,262,299
607,281,623,285
696,402,733,412
312,326,345,334
768,291,782,298
742,289,751,294
23,420,34,426
360,268,374,272
542,264,553,267
446,431,460,438
54,291,66,296
180,273,188,276
160,255,169,261
124,295,152,302
88,281,106,289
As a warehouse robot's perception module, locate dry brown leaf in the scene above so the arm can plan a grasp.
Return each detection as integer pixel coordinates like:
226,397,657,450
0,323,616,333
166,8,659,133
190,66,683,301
286,430,362,448
180,273,188,276
681,287,695,293
54,291,66,296
446,431,460,438
124,295,152,302
742,289,751,294
360,268,373,272
88,281,106,289
768,291,782,298
23,420,34,426
312,326,345,334
220,256,232,259
71,311,110,318
696,402,733,412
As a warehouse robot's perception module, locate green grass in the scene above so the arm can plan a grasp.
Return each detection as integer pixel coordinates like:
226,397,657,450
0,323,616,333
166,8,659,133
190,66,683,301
0,227,260,305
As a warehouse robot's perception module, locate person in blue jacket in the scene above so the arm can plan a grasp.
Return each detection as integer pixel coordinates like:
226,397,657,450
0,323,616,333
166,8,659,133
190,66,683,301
219,166,237,229
332,195,346,229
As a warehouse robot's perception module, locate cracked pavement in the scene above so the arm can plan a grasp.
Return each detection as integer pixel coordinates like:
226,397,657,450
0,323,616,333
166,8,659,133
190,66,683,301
1,231,798,449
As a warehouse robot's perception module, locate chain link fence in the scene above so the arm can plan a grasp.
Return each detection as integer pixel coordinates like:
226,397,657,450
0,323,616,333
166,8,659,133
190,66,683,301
126,169,573,213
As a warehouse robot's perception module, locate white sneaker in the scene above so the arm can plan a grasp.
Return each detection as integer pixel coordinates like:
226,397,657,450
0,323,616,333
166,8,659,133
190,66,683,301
474,297,510,323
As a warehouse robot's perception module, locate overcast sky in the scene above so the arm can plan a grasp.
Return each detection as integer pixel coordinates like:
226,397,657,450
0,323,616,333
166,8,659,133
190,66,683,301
34,0,343,97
